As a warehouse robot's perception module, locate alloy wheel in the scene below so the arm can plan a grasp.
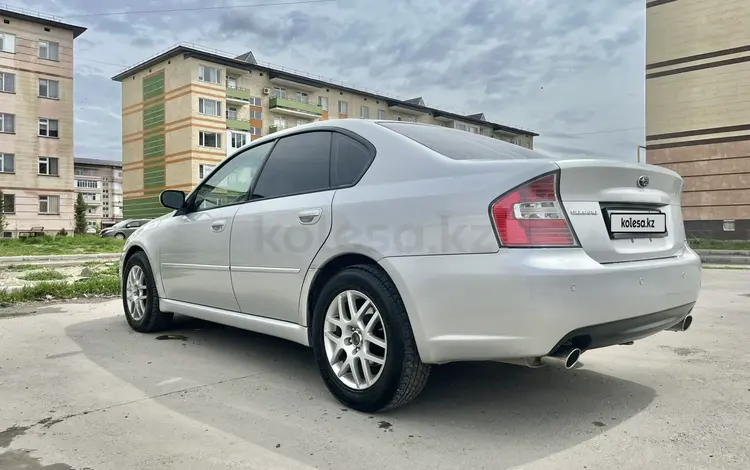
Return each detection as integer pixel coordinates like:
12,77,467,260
323,290,387,390
126,265,148,321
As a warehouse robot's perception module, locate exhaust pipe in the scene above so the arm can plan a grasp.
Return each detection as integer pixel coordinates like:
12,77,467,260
667,315,693,332
540,346,581,370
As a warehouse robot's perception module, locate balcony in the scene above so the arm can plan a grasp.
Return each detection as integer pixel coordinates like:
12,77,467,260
269,97,323,119
226,86,254,105
227,118,252,131
268,124,291,134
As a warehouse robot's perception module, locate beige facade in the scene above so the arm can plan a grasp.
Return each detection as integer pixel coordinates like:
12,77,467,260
646,0,750,239
73,157,123,229
112,45,537,219
0,8,85,237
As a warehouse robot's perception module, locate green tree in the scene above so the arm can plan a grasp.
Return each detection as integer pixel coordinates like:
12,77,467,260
74,192,88,235
0,189,6,232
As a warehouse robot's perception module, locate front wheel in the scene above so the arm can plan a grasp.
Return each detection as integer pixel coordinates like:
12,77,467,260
122,251,173,332
311,264,430,412
115,233,126,240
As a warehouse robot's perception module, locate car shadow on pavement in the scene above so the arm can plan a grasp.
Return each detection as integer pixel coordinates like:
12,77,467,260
66,314,657,468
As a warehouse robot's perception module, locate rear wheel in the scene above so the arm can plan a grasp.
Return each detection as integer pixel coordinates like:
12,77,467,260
122,251,173,332
311,264,430,412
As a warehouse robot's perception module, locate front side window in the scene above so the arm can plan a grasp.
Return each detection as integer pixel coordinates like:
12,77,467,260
0,72,15,93
39,79,59,99
199,131,221,148
38,40,59,61
192,142,272,211
0,153,13,172
198,65,221,84
0,113,14,133
39,118,59,137
38,157,59,176
39,195,60,214
252,132,332,199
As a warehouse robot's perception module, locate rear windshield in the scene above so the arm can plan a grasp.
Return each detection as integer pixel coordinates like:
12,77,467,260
378,122,546,161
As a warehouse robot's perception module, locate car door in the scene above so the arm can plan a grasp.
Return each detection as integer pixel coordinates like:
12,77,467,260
157,141,274,311
230,131,335,323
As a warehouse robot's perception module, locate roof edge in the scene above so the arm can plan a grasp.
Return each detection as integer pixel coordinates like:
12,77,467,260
0,8,87,38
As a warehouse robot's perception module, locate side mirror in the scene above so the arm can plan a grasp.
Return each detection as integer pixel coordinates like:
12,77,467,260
160,190,186,210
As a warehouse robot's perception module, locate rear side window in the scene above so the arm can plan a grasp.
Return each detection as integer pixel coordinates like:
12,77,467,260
331,133,373,187
378,122,544,161
252,131,332,199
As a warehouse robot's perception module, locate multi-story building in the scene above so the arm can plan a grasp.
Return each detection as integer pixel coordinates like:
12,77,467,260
0,8,85,237
112,44,538,219
646,0,750,239
73,157,123,229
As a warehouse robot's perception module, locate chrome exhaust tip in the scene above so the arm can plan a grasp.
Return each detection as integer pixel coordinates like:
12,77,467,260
540,346,581,370
667,315,693,332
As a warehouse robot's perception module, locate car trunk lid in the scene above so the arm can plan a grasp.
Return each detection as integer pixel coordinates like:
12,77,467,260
555,159,686,264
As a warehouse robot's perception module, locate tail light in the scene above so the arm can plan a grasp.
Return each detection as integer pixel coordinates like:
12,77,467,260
490,172,578,247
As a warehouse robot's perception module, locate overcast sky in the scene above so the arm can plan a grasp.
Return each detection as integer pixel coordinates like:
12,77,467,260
33,0,645,161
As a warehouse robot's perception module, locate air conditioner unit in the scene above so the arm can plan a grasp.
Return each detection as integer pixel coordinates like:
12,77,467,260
262,87,270,95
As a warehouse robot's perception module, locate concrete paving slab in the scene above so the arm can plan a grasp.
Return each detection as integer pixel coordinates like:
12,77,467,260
0,269,749,469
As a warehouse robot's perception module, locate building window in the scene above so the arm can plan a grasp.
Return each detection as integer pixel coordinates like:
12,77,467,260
76,180,98,189
198,65,221,84
251,110,262,119
250,97,262,106
338,100,348,114
723,220,736,232
0,32,15,53
274,87,286,99
226,76,237,89
295,119,306,127
198,98,221,116
231,132,247,148
199,164,215,180
38,79,59,99
455,122,467,131
38,157,59,176
469,126,479,134
1,192,14,214
318,96,328,111
378,109,386,120
227,106,238,120
360,106,369,119
250,127,262,136
296,91,308,104
38,40,59,61
0,72,14,93
199,131,221,148
38,195,60,214
39,118,59,137
0,153,13,173
0,113,14,133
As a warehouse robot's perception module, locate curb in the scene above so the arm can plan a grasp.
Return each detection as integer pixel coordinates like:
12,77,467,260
694,249,750,265
0,253,120,267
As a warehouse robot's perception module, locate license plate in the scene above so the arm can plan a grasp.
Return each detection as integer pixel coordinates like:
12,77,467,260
610,212,666,234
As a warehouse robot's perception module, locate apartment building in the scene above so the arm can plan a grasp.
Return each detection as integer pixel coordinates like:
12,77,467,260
112,44,538,219
73,157,123,229
646,0,750,239
0,8,86,237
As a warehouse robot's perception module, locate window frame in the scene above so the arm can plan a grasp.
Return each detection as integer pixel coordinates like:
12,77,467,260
338,100,348,114
198,130,222,148
0,113,14,133
198,64,221,84
39,118,59,138
198,97,222,117
38,195,60,215
0,32,16,53
38,156,59,176
360,106,369,119
0,152,14,173
38,78,59,99
38,40,59,61
1,192,14,214
0,71,14,93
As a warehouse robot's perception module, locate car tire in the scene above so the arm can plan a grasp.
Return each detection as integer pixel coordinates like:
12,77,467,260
122,251,173,333
115,233,126,240
311,264,430,412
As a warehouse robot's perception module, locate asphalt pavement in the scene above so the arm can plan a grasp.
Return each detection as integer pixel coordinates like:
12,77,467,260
0,268,748,469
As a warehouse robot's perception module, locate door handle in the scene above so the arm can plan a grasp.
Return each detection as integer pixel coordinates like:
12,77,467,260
298,208,322,225
211,219,226,232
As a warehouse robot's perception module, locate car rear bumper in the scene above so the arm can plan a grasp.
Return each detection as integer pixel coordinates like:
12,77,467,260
379,246,701,364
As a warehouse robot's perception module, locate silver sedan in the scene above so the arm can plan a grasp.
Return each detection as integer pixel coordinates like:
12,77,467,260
119,119,701,412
